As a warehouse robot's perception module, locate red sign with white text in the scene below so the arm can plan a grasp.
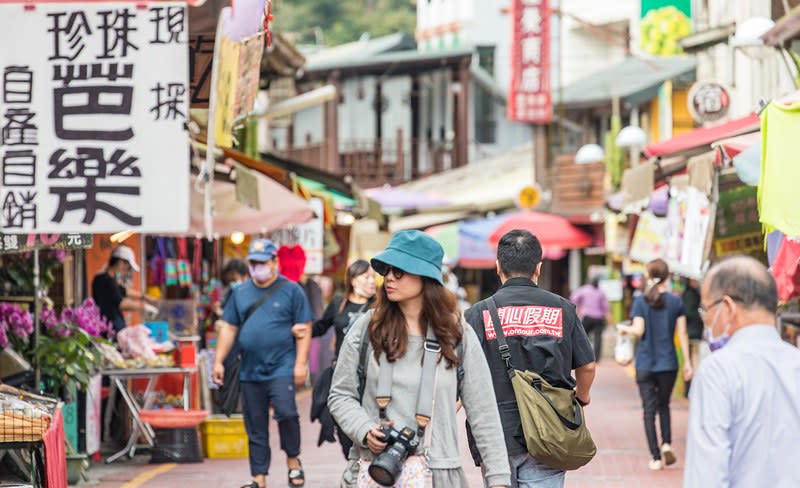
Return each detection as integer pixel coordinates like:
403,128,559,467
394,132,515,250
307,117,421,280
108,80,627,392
483,305,564,339
508,0,552,124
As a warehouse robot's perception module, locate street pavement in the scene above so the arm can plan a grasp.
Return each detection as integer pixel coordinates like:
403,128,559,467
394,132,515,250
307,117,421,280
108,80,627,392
86,362,688,487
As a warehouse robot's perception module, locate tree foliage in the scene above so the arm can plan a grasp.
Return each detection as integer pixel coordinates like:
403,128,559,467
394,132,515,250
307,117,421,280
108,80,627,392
274,0,416,46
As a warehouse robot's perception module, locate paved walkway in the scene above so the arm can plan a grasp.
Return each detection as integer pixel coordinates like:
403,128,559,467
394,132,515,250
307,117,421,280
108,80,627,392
85,362,688,487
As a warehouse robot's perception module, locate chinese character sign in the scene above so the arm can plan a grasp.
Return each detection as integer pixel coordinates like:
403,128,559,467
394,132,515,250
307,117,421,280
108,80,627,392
0,2,190,233
508,0,551,124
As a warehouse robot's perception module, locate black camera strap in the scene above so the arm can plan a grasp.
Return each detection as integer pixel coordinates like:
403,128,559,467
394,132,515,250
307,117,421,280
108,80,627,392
375,326,440,444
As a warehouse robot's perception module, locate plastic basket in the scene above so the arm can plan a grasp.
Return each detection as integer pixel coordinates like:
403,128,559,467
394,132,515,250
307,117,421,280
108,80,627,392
201,415,248,458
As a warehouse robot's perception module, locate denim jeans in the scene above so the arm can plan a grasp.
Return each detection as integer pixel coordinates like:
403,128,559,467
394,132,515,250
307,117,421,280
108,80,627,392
241,377,301,476
484,453,565,488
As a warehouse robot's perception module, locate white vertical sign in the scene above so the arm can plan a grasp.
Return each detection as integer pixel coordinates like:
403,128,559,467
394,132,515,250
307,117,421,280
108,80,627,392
0,2,190,233
268,197,325,275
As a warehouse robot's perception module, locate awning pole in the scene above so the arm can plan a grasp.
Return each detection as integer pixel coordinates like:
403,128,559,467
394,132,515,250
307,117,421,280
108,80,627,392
202,11,227,239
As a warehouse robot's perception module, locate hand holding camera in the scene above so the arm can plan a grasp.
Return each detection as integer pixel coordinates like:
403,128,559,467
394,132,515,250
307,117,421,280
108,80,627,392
368,422,420,486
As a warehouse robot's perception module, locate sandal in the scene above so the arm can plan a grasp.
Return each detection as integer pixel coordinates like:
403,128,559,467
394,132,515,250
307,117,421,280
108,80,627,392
288,459,305,487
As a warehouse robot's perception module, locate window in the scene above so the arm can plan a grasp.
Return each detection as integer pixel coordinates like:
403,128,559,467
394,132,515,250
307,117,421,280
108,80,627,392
475,87,497,144
477,45,495,76
475,45,497,144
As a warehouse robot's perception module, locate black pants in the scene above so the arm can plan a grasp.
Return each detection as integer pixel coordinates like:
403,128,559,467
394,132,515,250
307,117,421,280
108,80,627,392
636,369,677,460
240,378,301,476
582,317,605,362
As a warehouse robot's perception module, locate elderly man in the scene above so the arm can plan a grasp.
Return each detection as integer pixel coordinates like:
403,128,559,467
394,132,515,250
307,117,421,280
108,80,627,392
684,255,800,488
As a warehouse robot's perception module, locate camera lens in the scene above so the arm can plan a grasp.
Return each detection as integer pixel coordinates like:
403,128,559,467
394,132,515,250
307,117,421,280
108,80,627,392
368,443,408,486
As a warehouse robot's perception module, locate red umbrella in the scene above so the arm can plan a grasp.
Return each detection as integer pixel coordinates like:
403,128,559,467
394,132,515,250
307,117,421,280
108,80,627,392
487,211,593,249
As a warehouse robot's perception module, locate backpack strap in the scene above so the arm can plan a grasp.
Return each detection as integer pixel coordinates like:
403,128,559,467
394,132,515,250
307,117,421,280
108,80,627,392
487,297,515,378
356,314,371,402
357,316,466,403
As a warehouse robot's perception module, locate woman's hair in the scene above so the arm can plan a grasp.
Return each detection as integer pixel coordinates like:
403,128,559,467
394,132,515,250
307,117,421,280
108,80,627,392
369,277,462,368
339,259,371,313
644,259,670,309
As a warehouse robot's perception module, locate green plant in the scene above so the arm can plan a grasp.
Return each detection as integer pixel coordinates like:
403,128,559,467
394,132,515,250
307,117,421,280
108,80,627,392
35,328,106,396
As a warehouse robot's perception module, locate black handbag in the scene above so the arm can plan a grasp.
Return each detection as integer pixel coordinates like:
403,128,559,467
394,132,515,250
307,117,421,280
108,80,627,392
217,278,287,416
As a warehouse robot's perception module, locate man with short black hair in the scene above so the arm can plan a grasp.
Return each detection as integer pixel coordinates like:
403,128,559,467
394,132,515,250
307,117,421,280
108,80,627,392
685,255,800,488
464,229,596,488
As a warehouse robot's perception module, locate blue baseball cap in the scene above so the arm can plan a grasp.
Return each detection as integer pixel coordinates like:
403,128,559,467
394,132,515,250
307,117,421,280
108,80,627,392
247,238,278,262
371,230,444,285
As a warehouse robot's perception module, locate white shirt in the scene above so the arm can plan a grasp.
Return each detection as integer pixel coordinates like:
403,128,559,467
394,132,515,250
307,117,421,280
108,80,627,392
684,325,800,488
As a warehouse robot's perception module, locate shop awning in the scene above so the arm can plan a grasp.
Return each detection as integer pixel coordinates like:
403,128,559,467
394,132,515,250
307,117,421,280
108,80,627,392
712,131,761,160
389,210,472,232
557,56,697,108
458,213,570,268
297,176,357,208
365,187,450,213
396,143,536,214
644,113,760,157
188,173,314,236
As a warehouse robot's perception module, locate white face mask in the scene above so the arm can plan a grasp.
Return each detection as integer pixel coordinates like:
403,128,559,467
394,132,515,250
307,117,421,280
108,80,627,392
704,304,731,352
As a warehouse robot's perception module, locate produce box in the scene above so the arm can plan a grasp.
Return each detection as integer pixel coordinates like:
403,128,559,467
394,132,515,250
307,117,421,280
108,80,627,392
200,415,248,459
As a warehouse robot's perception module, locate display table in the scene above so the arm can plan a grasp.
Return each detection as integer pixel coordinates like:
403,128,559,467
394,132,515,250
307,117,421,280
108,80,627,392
101,367,196,463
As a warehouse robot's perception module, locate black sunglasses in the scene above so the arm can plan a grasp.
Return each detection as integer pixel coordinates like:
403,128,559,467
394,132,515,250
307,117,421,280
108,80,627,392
375,264,405,280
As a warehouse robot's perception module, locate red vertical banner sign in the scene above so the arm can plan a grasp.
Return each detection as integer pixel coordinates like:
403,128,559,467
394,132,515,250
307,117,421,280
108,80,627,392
508,0,552,124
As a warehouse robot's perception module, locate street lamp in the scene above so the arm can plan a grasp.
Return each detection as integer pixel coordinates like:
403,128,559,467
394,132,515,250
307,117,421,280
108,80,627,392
575,143,605,164
616,125,647,166
731,16,776,59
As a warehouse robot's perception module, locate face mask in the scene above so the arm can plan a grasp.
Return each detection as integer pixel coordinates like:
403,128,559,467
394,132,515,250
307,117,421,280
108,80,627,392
353,286,374,298
230,280,244,290
114,271,131,285
704,305,731,352
249,264,274,283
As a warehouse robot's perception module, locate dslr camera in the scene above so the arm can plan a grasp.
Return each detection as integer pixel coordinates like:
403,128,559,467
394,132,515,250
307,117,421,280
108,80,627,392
368,424,420,486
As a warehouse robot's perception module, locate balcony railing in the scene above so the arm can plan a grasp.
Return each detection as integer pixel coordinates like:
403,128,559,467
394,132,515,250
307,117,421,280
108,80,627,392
278,130,456,188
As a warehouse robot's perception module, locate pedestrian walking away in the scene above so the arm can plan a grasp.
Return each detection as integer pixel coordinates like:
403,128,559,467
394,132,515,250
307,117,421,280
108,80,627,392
617,259,692,471
570,277,612,362
212,238,314,488
309,259,377,459
328,230,512,488
680,278,705,396
464,229,596,488
685,255,800,488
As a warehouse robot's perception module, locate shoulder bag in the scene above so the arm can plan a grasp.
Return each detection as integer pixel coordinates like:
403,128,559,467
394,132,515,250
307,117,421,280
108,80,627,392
218,278,287,416
486,298,596,471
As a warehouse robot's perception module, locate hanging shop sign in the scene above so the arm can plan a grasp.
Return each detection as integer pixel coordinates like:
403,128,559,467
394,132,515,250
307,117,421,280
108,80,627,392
676,187,712,277
688,81,730,123
714,186,764,259
0,2,190,234
214,31,265,148
0,233,93,254
629,211,668,265
640,0,692,57
508,0,551,124
267,198,324,275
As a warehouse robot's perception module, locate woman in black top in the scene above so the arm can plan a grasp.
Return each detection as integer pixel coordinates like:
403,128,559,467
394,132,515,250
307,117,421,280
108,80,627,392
312,260,376,358
312,259,375,459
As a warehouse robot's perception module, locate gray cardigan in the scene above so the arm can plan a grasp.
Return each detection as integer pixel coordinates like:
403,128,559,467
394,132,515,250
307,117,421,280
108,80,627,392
328,314,511,487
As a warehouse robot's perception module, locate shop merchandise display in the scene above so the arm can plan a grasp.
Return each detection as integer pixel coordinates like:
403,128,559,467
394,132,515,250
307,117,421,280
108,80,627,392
0,385,55,443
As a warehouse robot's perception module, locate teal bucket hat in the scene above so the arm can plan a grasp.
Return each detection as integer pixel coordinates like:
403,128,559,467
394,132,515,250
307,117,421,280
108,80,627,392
371,230,444,285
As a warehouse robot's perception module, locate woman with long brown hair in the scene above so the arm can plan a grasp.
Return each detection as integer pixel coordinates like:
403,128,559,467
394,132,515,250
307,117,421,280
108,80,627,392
328,230,510,488
618,258,693,471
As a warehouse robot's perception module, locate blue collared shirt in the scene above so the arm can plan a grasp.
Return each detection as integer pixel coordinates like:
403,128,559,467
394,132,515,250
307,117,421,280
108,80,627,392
684,325,800,488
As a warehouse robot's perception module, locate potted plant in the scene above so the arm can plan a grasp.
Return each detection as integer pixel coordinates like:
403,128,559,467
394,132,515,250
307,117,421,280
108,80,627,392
35,299,112,399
